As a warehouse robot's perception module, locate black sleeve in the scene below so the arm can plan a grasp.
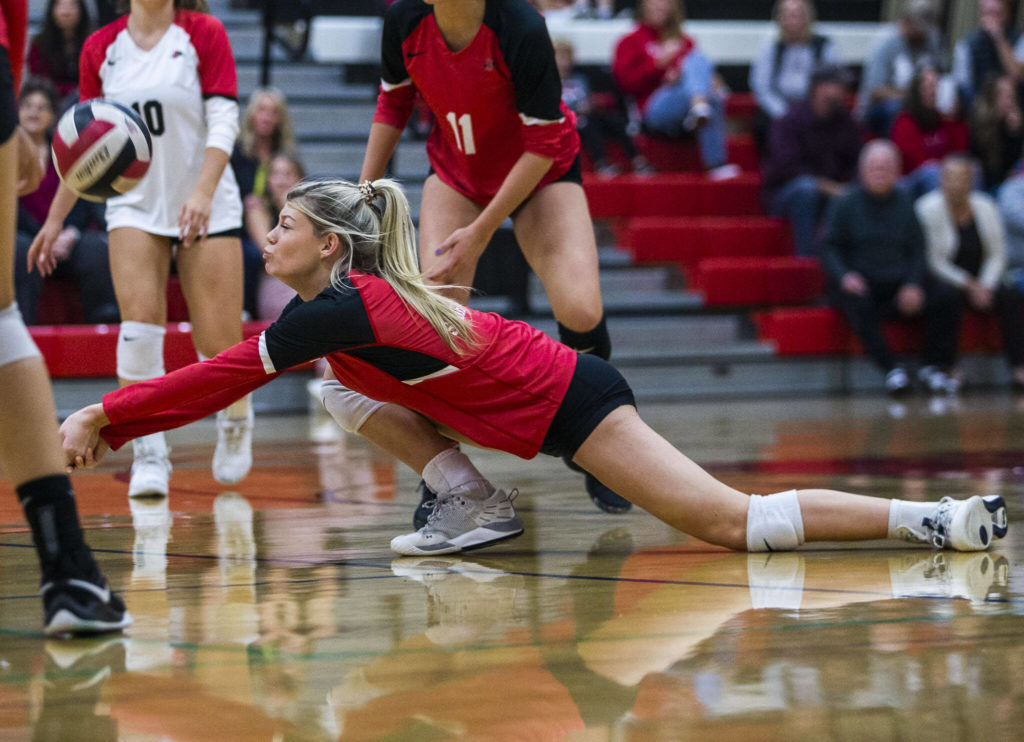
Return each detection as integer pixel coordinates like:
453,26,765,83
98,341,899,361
496,1,564,121
380,0,413,86
263,289,376,372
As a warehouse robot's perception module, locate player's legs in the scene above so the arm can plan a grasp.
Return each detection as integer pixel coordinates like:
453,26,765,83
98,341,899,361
0,116,128,636
573,405,1004,552
417,174,486,301
109,227,174,496
175,234,253,485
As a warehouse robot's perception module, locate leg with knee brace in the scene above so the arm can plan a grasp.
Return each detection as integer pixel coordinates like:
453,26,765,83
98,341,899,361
117,321,166,381
746,490,806,552
0,303,41,368
321,378,386,434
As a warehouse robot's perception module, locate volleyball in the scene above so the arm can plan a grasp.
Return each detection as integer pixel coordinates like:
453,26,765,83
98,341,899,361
51,99,153,202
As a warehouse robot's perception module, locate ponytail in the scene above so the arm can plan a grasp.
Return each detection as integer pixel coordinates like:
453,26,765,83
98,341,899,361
285,178,476,353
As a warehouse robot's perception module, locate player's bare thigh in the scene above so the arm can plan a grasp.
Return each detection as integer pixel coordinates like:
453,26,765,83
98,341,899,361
419,174,484,302
512,181,603,331
108,227,173,326
175,235,243,355
0,134,17,307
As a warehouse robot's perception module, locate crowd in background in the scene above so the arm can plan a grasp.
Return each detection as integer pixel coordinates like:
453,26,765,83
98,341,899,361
14,0,1024,394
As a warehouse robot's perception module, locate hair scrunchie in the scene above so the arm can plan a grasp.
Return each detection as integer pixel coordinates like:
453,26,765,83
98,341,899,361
359,181,379,204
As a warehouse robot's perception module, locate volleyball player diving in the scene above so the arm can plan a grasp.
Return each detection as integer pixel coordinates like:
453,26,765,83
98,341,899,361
61,178,1009,557
318,0,632,527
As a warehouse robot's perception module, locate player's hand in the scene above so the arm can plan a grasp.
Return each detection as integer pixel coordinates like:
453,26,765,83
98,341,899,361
967,280,993,310
840,271,868,296
15,127,43,196
426,224,490,286
178,190,213,247
896,284,924,316
51,227,78,263
60,404,110,472
26,218,65,276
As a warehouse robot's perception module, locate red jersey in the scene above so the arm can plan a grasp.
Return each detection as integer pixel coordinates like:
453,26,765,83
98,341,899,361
374,0,579,205
611,24,695,112
100,271,578,459
0,0,28,91
890,113,970,174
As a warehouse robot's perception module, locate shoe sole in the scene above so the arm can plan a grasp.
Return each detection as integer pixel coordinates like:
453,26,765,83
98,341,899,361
128,482,169,498
950,495,1008,551
391,523,525,556
45,609,133,638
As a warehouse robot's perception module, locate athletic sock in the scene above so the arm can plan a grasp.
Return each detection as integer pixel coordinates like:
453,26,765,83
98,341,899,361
557,315,611,360
422,448,491,499
16,475,102,585
887,500,937,539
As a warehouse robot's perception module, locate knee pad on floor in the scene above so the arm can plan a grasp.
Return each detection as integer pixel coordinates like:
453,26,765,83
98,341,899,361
746,490,805,553
747,552,805,610
117,321,166,380
0,303,41,367
321,378,385,433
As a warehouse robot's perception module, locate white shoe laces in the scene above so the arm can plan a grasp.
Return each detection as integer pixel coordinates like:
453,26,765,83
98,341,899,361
923,498,954,549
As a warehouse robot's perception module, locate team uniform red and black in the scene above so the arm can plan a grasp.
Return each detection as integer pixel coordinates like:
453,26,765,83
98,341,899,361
98,273,634,459
375,0,580,205
78,10,242,235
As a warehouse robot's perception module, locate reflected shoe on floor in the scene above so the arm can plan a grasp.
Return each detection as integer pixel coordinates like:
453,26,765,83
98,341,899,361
213,408,254,485
391,485,523,556
42,578,133,637
918,366,959,395
895,495,1008,551
586,473,632,514
889,552,1010,606
885,367,911,397
130,496,171,579
214,492,256,564
129,434,171,498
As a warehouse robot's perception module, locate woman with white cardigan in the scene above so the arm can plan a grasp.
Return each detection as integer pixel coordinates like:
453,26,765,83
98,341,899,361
915,154,1024,390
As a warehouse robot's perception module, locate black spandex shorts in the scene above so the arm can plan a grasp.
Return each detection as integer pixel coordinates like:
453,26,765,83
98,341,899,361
552,154,583,186
0,47,16,146
170,227,244,249
539,353,636,460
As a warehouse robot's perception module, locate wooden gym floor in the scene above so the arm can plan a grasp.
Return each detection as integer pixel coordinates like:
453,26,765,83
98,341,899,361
1,391,1023,740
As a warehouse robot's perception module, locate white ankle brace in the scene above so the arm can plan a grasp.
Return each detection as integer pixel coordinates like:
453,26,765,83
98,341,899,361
422,447,490,496
0,303,40,368
746,490,806,552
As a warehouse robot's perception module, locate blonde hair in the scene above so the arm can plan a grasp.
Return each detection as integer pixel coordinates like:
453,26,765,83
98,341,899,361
286,178,476,353
640,0,686,39
239,87,296,159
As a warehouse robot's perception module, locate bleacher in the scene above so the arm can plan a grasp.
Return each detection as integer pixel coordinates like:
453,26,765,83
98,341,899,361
29,0,1021,409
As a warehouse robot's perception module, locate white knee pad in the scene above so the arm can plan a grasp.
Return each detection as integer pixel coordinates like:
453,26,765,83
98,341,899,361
0,303,41,368
321,378,385,433
117,321,166,380
746,490,805,552
747,553,805,610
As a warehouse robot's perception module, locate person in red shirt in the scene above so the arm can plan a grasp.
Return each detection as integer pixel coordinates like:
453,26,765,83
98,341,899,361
320,0,630,521
26,0,93,104
0,0,129,636
890,65,970,197
611,0,736,177
62,177,1008,558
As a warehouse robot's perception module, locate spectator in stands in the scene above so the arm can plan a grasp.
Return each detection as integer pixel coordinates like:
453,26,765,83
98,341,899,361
972,75,1024,191
242,153,305,319
26,0,93,106
998,154,1024,311
749,0,840,153
13,78,117,325
554,38,652,176
891,65,970,198
918,155,1024,391
762,66,862,257
823,140,959,396
953,0,1024,105
231,87,296,319
611,0,738,178
856,0,944,137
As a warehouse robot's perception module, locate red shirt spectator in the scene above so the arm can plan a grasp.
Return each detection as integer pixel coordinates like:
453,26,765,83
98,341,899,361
890,66,969,175
611,0,694,112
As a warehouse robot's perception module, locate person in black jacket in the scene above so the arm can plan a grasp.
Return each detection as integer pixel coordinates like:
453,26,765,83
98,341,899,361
822,139,959,395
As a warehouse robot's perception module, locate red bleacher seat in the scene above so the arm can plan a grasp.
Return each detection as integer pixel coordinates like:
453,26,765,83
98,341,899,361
36,275,190,326
724,93,757,122
694,257,824,306
623,216,790,274
636,133,759,174
31,321,271,378
755,306,1011,356
583,173,764,219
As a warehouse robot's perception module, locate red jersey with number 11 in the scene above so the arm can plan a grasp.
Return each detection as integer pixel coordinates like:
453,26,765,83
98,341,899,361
375,0,579,205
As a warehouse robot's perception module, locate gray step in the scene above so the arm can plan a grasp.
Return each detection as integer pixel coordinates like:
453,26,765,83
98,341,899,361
529,266,674,296
237,64,345,95
289,103,376,138
296,142,430,179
